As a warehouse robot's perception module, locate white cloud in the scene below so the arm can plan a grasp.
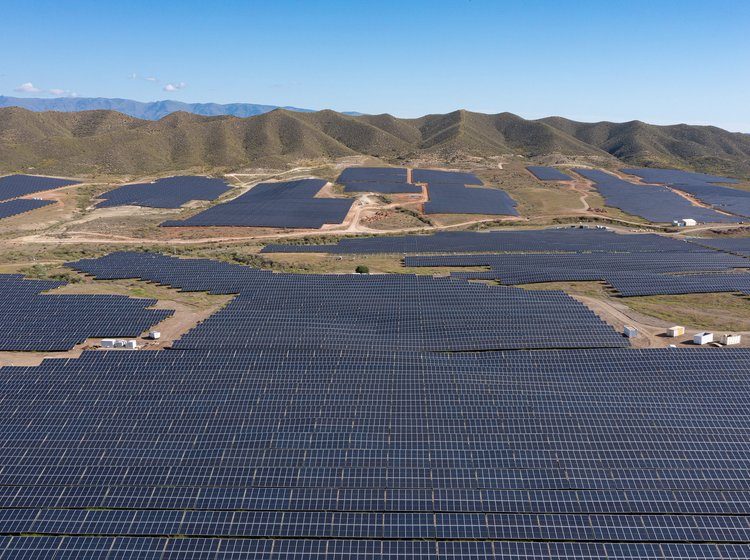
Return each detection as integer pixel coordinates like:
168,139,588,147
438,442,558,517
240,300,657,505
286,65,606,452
145,76,158,82
128,73,138,79
48,88,66,96
14,82,41,93
163,82,187,92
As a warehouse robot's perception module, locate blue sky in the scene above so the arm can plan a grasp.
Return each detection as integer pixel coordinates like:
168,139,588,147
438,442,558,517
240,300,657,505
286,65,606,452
3,0,749,131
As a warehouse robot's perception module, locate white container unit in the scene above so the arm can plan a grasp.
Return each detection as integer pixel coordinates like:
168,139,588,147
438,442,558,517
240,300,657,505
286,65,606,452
125,340,138,349
721,334,741,346
149,331,161,340
100,339,115,348
623,326,638,338
667,326,685,337
693,332,714,345
682,218,697,227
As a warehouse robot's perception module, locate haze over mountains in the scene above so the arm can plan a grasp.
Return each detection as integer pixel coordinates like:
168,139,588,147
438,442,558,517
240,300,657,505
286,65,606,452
0,96,323,120
1,105,748,178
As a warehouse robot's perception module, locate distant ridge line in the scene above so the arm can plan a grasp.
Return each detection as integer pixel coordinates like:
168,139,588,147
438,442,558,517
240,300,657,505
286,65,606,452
0,95,364,120
0,104,748,178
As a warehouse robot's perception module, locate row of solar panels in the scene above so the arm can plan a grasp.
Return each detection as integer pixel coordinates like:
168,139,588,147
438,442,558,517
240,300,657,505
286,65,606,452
527,166,747,223
2,485,749,514
261,228,707,254
161,179,354,228
0,508,749,541
68,252,628,351
2,347,750,550
0,274,171,351
0,537,741,559
404,251,750,297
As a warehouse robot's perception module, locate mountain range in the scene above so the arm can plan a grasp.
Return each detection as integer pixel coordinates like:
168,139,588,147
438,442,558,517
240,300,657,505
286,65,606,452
1,106,748,178
0,96,361,120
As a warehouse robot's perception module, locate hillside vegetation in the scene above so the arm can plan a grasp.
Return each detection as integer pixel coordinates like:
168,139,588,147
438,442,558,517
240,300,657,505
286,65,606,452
1,107,749,178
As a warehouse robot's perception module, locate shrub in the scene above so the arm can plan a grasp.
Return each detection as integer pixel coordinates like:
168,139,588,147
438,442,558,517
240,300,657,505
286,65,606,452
355,265,369,274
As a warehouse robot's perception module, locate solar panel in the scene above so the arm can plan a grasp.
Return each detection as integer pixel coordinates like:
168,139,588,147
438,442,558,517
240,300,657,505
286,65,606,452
623,168,750,218
0,347,750,553
3,247,750,554
412,169,483,185
0,174,80,202
405,250,750,297
337,168,421,193
527,166,573,181
162,179,354,228
574,168,737,223
424,183,518,216
688,236,750,257
261,228,707,254
0,198,55,220
68,252,627,351
0,274,172,351
97,176,231,208
342,181,422,194
338,167,408,184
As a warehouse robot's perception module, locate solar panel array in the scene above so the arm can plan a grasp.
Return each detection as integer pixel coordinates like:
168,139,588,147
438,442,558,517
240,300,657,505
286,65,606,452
0,274,172,351
606,271,750,297
96,176,231,208
574,168,737,223
261,228,707,254
527,166,573,181
0,174,80,201
343,181,422,194
161,179,354,228
406,251,750,297
337,167,422,194
413,169,483,185
623,168,739,186
68,252,627,351
0,198,55,220
2,347,750,556
406,169,519,216
623,168,750,219
424,184,519,216
688,236,750,257
338,167,408,183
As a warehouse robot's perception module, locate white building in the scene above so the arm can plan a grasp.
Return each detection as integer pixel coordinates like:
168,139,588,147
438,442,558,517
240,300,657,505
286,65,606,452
721,334,741,346
693,332,714,345
667,326,685,337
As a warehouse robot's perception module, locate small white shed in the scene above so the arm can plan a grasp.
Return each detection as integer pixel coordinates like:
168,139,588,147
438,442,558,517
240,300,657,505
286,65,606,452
101,339,115,348
667,326,685,337
721,334,741,346
125,340,138,349
624,326,638,338
682,218,697,227
693,332,714,345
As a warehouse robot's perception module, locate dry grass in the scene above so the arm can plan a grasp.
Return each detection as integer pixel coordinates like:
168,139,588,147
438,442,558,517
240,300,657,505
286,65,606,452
624,292,750,332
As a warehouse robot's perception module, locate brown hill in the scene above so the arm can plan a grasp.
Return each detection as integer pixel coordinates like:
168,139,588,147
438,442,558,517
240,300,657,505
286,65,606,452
1,107,748,178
